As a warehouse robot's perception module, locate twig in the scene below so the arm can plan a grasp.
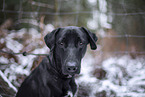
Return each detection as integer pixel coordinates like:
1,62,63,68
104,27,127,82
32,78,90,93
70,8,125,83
0,50,48,56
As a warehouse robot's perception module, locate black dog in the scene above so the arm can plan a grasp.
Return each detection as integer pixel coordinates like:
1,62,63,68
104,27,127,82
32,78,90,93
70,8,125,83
16,26,97,97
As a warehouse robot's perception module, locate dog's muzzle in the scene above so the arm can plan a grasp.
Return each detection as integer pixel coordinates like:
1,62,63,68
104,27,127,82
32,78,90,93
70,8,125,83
64,61,80,75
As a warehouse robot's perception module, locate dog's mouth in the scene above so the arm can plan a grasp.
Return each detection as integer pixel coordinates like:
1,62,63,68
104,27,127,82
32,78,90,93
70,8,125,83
62,70,80,79
66,74,73,78
64,74,80,78
62,68,80,76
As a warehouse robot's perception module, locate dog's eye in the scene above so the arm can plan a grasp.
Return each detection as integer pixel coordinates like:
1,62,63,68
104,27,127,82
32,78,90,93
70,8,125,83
60,42,64,45
79,41,83,46
59,41,64,46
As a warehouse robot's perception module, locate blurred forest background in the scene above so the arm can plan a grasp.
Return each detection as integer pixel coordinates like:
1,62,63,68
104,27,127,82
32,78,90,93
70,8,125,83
0,0,145,97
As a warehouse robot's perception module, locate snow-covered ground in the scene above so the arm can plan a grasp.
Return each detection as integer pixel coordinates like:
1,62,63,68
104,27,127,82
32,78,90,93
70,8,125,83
77,54,145,97
0,26,52,87
101,56,145,97
0,70,17,92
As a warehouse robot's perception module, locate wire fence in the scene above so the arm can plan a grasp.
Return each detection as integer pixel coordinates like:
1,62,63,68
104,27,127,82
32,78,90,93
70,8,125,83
0,0,145,96
1,10,145,16
0,0,145,55
0,50,48,56
0,0,145,63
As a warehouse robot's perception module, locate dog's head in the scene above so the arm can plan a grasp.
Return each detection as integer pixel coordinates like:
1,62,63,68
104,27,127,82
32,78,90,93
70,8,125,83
44,26,98,76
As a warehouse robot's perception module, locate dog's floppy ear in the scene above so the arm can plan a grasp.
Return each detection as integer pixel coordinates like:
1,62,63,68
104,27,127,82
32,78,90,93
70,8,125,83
44,28,60,50
81,27,98,50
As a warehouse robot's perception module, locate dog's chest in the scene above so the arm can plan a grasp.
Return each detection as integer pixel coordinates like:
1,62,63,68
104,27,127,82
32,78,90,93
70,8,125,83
61,79,73,96
50,77,74,97
64,91,73,97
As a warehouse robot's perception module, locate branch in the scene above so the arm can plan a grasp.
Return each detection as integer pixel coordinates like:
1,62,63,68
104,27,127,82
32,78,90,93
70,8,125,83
30,1,54,9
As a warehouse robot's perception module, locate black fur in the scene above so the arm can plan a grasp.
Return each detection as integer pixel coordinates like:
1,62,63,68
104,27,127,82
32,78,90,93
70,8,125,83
16,26,97,97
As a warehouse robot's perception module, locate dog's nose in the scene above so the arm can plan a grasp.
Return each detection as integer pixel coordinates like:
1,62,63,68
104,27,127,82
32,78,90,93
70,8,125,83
66,62,78,73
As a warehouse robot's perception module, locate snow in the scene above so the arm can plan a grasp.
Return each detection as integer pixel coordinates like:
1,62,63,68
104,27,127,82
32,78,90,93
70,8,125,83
6,33,24,53
77,53,97,83
100,55,145,97
76,54,145,97
87,0,97,5
0,38,5,43
0,70,17,92
6,40,23,53
29,28,41,39
87,19,98,30
43,24,55,36
32,46,48,54
87,0,112,30
2,27,50,85
99,0,107,13
0,56,9,64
